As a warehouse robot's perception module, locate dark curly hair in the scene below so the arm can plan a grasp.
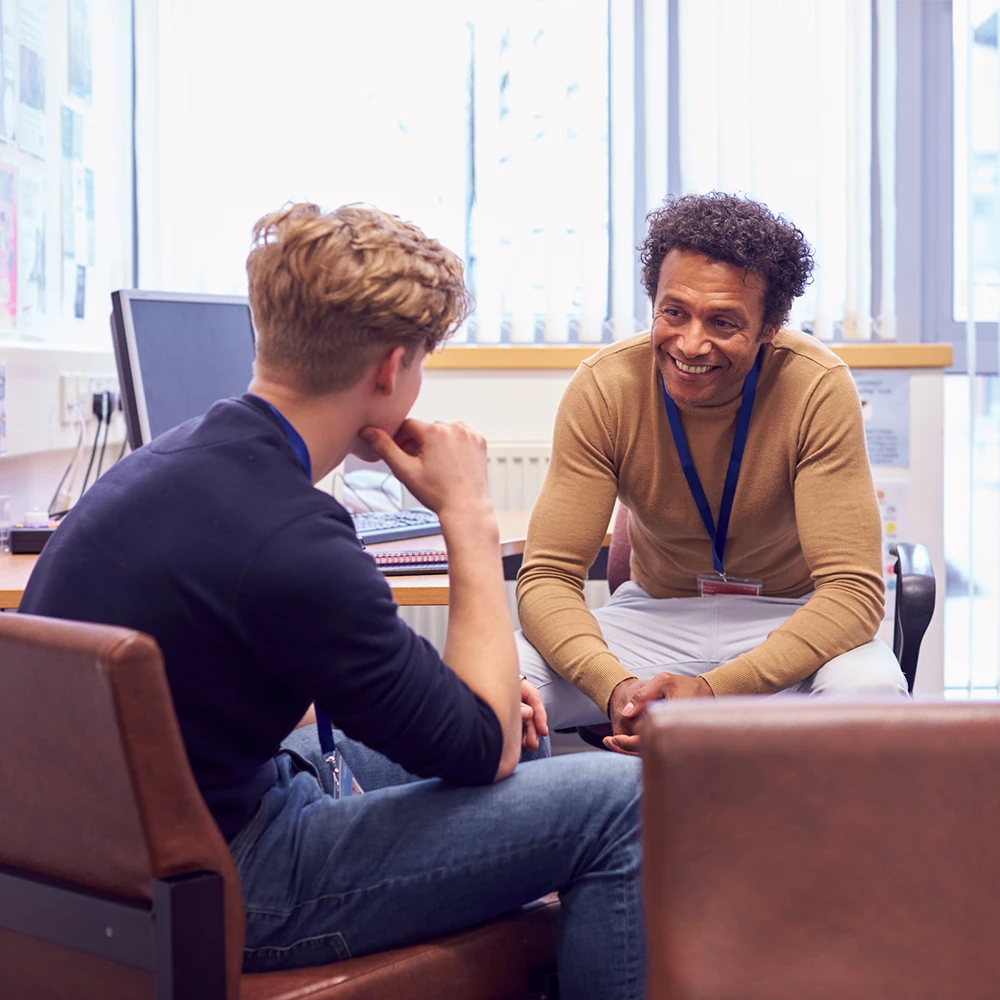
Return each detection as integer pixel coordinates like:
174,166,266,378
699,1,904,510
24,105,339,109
639,192,814,331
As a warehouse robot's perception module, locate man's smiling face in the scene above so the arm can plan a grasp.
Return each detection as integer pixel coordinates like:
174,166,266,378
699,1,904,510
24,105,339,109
651,249,777,407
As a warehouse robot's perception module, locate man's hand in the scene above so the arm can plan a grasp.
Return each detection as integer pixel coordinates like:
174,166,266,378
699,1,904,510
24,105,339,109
606,675,644,750
360,419,491,522
604,671,713,755
520,678,549,751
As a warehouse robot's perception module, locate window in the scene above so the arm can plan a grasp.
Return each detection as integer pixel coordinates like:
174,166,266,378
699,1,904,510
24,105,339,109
943,374,1000,696
466,1,610,343
675,0,896,342
914,0,998,370
954,0,1000,324
135,0,661,344
926,0,1000,696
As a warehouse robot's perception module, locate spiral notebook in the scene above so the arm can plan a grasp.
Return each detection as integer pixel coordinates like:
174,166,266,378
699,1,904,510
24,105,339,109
372,549,449,576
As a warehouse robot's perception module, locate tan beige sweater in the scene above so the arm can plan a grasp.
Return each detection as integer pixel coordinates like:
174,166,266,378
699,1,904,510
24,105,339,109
516,330,885,711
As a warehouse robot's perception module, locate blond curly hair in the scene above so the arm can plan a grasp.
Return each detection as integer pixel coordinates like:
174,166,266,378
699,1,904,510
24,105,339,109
246,203,473,394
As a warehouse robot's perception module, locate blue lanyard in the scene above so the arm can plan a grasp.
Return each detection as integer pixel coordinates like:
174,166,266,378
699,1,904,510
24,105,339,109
249,394,337,752
660,352,761,577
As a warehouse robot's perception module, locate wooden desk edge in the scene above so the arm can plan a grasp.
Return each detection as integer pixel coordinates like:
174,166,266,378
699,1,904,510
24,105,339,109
499,529,611,560
0,530,613,610
392,529,611,606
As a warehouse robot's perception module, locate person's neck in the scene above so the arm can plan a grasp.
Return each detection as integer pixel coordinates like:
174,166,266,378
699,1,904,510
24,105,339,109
672,376,747,413
247,376,356,483
702,378,746,408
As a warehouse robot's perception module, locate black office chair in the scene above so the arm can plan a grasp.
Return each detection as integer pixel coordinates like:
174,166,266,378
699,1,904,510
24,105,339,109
572,509,938,750
890,542,936,692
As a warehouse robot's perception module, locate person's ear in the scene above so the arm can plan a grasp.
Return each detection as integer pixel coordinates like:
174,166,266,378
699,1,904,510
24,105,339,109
759,325,778,344
373,345,409,396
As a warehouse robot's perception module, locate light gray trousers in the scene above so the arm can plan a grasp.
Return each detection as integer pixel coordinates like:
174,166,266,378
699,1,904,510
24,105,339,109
516,582,909,730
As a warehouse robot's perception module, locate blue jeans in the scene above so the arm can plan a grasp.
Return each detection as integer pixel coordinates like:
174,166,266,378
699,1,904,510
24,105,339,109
229,726,643,1000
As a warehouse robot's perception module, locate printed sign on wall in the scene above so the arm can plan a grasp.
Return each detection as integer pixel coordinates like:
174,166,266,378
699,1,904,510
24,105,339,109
853,370,910,468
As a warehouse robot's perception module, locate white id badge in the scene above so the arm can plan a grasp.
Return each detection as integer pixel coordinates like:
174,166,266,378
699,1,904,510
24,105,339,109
325,750,364,798
698,573,763,597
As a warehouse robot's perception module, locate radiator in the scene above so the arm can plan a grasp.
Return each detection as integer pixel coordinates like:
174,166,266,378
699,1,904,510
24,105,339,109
398,442,610,651
485,443,552,510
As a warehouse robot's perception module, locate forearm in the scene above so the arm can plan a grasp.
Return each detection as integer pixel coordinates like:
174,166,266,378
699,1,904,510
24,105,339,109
517,570,634,712
440,503,521,778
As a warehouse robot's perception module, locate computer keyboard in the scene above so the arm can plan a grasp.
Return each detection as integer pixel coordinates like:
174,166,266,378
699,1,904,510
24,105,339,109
351,508,442,545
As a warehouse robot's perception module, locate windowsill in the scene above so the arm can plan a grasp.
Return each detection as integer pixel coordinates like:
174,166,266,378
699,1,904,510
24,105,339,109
423,342,955,371
0,340,115,362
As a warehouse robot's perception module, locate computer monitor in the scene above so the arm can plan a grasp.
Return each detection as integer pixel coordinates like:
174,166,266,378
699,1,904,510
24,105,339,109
110,290,257,448
109,288,442,545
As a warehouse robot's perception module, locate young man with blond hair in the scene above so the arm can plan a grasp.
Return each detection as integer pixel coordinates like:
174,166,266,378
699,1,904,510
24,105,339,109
21,203,643,998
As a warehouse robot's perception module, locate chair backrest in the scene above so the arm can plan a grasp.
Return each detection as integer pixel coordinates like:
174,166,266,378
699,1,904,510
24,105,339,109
0,613,245,1000
891,542,936,693
642,698,1000,1000
607,506,632,596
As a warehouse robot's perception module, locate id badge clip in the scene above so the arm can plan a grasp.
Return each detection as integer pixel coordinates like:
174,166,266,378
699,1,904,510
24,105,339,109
325,749,364,799
315,708,363,799
698,573,763,597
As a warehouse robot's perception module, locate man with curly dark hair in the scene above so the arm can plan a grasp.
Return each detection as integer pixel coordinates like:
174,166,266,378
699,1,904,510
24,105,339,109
516,193,907,752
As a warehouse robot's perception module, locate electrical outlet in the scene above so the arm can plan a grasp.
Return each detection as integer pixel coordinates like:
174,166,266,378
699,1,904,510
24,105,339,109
59,372,85,425
89,375,119,408
59,372,120,424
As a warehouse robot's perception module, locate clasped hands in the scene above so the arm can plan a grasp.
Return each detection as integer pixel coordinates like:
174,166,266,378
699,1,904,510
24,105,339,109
603,672,714,755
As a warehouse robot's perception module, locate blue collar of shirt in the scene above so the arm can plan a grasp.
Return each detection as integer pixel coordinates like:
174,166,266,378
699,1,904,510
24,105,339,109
248,394,312,481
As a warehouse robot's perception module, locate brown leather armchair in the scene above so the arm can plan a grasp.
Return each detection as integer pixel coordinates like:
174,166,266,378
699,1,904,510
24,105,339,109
642,697,1000,1000
0,612,558,1000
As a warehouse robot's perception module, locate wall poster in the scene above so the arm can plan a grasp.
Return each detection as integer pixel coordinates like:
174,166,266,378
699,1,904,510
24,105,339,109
17,0,45,159
0,0,16,142
68,0,91,103
17,164,43,325
0,159,16,328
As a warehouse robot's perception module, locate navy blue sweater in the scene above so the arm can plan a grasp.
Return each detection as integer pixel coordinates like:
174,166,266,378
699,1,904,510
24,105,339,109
20,396,502,839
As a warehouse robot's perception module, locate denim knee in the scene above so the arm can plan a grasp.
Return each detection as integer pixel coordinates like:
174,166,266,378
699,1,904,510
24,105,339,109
566,754,642,887
562,753,642,837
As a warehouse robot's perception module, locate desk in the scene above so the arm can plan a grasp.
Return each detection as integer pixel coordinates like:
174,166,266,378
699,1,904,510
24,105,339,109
0,554,36,610
361,509,541,607
0,510,611,611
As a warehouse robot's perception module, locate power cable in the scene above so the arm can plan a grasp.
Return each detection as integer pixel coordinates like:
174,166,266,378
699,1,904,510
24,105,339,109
94,408,112,481
47,404,86,516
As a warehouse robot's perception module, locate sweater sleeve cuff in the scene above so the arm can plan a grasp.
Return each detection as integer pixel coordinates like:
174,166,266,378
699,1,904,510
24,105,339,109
574,652,636,716
701,656,764,697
